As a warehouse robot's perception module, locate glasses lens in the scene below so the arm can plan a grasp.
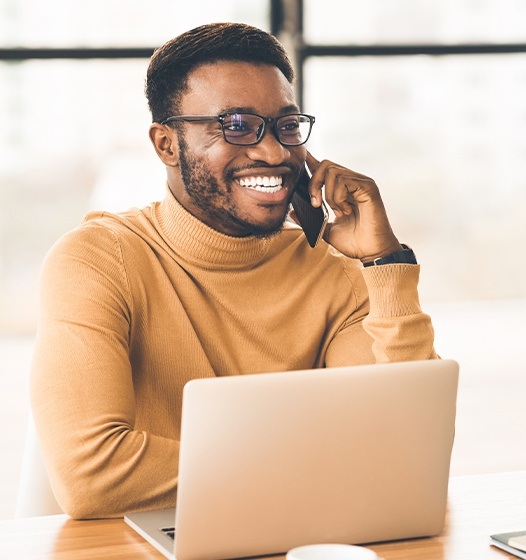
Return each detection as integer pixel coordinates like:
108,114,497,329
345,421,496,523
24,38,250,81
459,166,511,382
222,114,264,145
276,115,313,146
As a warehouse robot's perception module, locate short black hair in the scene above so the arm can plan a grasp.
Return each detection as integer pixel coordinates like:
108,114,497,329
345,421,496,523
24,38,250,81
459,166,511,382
145,22,295,123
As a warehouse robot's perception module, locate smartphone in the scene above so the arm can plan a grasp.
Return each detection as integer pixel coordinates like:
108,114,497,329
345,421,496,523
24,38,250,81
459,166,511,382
291,167,328,248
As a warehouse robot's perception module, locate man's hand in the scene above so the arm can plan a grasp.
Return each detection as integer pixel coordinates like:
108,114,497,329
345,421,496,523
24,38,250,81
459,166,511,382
306,152,403,262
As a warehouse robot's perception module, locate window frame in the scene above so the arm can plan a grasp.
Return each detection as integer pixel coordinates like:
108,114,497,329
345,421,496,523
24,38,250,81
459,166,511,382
270,0,526,108
1,0,525,110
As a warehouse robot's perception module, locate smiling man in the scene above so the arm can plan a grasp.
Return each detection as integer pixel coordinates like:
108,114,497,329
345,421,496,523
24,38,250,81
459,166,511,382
152,62,305,238
30,23,438,520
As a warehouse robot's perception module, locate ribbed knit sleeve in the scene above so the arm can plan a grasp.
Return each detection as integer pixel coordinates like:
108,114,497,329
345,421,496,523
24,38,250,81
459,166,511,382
30,222,179,519
325,263,437,366
360,264,438,362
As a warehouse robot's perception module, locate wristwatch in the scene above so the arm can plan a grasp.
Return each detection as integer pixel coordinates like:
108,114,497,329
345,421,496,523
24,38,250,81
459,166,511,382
362,244,417,267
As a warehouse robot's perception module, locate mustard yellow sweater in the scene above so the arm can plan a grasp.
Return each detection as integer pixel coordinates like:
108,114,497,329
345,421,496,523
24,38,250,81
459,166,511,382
30,187,437,519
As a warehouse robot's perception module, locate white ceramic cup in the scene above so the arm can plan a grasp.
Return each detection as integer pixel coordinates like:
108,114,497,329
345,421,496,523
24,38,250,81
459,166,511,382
286,543,378,560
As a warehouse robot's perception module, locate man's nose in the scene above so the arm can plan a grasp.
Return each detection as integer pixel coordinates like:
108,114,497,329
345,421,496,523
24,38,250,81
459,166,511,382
245,126,290,164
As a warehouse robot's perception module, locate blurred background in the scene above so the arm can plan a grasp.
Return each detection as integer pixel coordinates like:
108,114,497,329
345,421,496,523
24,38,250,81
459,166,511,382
1,0,526,519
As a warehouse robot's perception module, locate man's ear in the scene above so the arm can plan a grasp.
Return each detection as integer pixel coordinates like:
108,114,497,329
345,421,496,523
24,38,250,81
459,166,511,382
149,123,180,167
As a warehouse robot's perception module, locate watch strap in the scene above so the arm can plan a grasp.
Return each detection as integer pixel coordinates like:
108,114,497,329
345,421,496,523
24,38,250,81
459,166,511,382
362,244,417,267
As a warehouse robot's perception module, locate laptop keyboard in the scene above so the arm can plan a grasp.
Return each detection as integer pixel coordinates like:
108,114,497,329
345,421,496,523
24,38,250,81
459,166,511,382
160,527,176,540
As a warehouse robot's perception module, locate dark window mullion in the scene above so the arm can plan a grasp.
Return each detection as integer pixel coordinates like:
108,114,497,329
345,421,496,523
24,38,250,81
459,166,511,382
0,47,156,60
302,43,526,57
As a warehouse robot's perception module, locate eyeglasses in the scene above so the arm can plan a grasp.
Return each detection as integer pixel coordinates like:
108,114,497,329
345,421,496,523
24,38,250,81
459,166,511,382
161,112,315,146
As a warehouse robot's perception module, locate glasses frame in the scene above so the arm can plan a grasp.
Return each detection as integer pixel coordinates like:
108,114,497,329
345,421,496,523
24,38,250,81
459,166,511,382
160,112,315,147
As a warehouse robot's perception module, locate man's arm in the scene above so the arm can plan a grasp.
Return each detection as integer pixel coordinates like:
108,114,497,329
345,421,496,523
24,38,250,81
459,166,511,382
30,225,178,519
325,262,438,366
304,152,437,365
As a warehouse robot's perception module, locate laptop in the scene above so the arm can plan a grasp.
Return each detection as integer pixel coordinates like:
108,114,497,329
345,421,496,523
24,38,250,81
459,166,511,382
125,359,459,560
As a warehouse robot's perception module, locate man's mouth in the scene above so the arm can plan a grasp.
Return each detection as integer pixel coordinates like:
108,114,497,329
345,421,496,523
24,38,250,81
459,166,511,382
238,175,283,193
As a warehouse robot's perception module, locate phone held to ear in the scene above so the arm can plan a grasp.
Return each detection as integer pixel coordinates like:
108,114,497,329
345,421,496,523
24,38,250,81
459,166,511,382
291,167,329,248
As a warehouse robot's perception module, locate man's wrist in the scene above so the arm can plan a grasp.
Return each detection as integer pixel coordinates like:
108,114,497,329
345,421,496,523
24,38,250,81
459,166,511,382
362,244,417,267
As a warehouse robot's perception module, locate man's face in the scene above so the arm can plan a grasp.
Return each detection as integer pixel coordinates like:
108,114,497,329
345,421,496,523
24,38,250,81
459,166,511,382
168,61,306,238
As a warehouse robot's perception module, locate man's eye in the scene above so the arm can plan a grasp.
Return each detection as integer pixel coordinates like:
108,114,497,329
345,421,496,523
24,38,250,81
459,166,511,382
279,119,300,131
226,123,250,131
224,119,253,135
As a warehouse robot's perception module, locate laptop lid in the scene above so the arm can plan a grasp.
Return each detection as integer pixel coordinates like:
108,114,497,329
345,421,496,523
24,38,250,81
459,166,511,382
171,359,458,560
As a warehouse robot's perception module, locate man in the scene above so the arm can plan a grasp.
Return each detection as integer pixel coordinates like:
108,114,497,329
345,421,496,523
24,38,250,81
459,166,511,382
31,22,437,520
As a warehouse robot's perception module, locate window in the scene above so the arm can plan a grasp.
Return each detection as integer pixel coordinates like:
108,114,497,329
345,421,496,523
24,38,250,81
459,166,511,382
305,53,526,302
297,0,526,302
2,0,526,332
0,1,268,332
304,0,526,45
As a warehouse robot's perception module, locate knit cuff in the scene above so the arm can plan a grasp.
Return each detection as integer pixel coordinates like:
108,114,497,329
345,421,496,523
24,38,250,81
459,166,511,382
362,264,422,318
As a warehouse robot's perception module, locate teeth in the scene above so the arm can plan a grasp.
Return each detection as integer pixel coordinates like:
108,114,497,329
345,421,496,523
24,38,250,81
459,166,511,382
239,175,283,193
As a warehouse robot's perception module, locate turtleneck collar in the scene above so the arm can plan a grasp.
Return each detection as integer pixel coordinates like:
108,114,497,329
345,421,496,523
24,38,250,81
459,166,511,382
153,184,275,269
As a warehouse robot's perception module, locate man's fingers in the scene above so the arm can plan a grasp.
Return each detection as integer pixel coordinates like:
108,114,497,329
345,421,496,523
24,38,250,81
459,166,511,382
306,154,378,214
325,169,379,217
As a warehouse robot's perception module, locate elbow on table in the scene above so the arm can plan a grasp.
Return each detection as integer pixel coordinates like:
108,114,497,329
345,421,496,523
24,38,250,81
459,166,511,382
55,477,128,520
58,494,119,520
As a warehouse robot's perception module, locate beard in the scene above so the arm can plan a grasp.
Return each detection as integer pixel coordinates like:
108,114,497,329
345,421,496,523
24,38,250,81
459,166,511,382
178,136,293,238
